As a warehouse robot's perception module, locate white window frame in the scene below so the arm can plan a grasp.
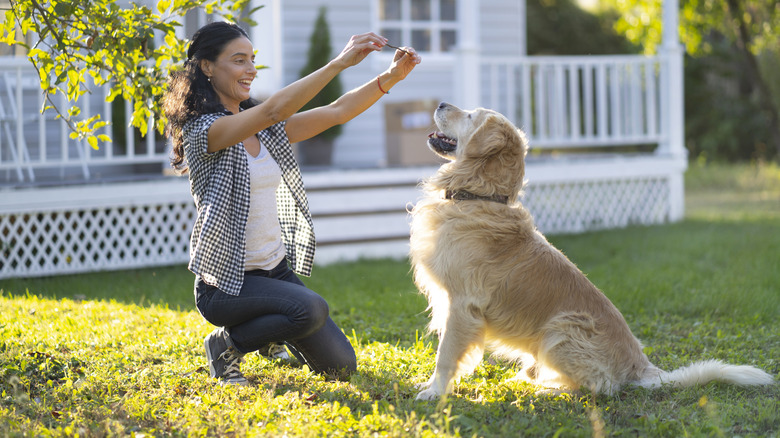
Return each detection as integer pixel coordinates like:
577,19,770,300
373,0,458,58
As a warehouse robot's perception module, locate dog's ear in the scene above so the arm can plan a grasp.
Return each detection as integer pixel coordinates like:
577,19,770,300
464,115,516,158
515,128,529,157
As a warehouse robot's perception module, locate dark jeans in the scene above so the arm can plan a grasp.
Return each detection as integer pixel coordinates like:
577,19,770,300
195,260,356,378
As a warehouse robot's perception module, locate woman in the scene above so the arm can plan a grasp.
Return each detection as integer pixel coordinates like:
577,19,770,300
164,21,421,385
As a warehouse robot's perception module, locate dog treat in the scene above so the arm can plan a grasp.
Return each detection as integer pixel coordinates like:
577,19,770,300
385,43,410,56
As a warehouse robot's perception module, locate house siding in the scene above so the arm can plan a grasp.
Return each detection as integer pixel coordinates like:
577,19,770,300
481,3,526,57
279,0,523,167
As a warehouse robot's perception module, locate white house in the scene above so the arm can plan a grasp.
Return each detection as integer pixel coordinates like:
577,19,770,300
247,0,527,167
0,0,686,279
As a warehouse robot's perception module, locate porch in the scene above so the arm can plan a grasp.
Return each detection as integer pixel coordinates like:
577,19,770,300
0,50,686,279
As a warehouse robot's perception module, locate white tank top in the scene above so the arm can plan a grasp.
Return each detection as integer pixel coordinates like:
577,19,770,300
244,143,286,271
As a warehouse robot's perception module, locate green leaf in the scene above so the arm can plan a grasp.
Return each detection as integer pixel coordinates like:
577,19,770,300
157,0,171,14
67,69,80,86
247,5,265,15
0,28,16,45
54,2,73,16
27,48,48,60
87,135,98,150
164,32,177,48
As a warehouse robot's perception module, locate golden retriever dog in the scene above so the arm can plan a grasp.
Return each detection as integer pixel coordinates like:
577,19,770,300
409,102,774,400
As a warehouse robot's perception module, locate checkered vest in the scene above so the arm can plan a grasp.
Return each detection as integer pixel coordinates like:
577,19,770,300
183,112,315,295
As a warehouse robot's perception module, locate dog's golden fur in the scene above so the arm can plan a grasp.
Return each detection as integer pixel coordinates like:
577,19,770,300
410,103,773,400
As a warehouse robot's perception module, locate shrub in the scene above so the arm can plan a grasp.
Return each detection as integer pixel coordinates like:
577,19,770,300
298,6,343,142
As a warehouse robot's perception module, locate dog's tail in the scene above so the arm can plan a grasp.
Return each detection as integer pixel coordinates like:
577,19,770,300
636,360,774,389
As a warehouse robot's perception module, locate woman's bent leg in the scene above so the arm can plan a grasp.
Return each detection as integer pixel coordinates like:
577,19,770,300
195,262,356,378
287,317,357,378
271,265,356,378
197,274,328,351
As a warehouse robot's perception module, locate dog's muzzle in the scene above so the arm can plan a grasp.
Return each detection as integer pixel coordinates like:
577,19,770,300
427,131,457,154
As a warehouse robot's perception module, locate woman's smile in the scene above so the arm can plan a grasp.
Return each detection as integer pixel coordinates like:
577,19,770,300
203,36,257,112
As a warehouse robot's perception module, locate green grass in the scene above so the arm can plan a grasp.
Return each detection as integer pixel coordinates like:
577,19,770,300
1,163,779,437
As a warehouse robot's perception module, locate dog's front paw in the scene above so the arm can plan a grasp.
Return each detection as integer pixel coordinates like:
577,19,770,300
415,381,432,390
415,388,442,401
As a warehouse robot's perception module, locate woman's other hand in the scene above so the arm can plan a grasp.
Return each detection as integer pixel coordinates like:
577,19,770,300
332,32,386,69
386,46,421,81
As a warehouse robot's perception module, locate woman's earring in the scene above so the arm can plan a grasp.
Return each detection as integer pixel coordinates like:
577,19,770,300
207,77,211,82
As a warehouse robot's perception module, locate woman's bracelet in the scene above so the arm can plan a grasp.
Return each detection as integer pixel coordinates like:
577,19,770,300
376,76,389,94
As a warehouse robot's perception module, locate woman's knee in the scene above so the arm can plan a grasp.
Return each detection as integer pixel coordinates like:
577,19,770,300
296,292,330,336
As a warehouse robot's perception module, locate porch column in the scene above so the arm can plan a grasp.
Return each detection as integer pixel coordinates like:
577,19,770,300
455,0,480,108
250,0,283,100
660,0,687,221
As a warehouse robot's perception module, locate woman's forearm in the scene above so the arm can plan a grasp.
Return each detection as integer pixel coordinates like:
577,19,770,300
284,71,401,144
334,71,402,123
259,60,349,125
207,60,347,151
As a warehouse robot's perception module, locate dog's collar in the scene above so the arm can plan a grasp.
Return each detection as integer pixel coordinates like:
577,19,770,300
445,189,509,204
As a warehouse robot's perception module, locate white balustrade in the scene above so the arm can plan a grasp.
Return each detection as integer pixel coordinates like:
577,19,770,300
0,57,168,184
482,55,664,148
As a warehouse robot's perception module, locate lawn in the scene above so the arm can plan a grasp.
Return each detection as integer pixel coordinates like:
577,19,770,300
1,163,778,437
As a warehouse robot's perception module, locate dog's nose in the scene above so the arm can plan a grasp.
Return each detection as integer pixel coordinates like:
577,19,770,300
438,102,450,110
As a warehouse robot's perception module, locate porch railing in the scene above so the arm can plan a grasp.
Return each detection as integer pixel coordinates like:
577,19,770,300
0,57,167,185
481,54,666,150
0,53,674,185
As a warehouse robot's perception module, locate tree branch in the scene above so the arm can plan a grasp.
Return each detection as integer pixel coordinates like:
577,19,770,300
26,0,68,50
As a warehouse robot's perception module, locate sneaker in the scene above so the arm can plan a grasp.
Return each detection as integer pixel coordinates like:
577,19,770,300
204,328,248,386
258,342,290,360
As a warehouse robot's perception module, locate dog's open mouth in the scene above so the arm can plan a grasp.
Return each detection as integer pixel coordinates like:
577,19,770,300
427,131,457,154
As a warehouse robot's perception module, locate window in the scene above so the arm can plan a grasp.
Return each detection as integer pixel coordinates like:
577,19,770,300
379,0,457,54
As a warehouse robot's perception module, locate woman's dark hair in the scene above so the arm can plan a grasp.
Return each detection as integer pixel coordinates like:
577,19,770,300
164,21,256,172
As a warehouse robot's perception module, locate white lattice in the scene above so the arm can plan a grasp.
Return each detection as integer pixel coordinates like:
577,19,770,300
0,164,680,279
524,177,669,234
1,202,195,278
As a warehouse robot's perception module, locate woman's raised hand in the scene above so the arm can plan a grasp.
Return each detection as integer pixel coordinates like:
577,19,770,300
386,45,421,81
332,32,422,80
332,32,387,69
